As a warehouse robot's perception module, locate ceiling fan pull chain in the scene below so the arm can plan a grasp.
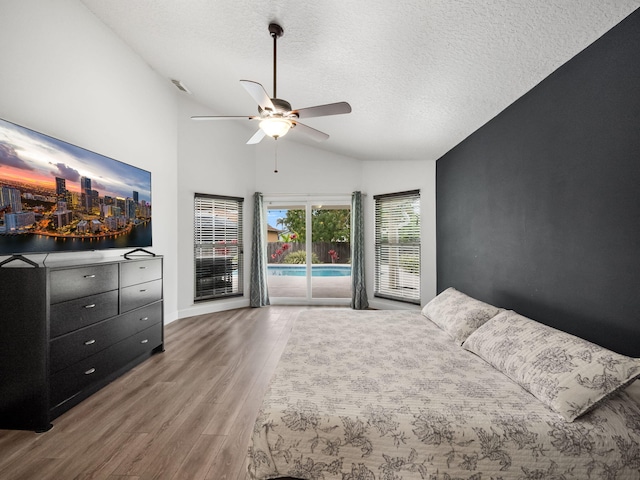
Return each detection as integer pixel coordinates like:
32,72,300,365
274,137,279,173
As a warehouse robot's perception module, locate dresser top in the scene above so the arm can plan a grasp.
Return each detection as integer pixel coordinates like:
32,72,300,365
0,254,162,270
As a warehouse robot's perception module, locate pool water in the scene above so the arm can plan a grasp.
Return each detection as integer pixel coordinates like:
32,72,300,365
268,265,351,277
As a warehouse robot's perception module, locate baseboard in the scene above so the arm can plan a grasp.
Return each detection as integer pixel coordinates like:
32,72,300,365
177,297,251,320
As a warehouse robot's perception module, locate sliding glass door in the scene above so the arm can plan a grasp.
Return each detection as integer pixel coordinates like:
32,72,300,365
310,203,350,299
266,198,351,304
267,204,307,299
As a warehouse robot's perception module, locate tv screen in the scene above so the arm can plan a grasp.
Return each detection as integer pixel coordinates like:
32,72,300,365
0,117,151,256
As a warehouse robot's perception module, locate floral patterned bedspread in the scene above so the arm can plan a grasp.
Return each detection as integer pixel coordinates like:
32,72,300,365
247,309,640,480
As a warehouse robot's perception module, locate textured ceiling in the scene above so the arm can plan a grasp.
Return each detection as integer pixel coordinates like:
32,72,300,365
80,0,640,162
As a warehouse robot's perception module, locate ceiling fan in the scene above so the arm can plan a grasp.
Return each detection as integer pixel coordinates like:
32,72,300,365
191,23,351,144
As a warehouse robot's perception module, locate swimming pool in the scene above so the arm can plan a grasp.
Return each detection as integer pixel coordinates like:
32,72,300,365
268,264,351,277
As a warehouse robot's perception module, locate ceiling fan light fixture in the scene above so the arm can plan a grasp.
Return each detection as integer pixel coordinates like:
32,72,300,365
192,22,351,149
259,117,292,138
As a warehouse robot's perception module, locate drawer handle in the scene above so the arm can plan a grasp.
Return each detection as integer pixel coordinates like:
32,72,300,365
140,289,147,293
139,266,147,270
84,304,96,309
140,339,149,344
140,317,150,322
84,274,96,278
84,339,96,345
84,368,96,375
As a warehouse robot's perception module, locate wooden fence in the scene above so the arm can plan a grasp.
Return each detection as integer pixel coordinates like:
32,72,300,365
267,241,351,264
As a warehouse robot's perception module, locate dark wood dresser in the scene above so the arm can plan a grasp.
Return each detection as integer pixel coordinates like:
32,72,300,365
0,256,164,432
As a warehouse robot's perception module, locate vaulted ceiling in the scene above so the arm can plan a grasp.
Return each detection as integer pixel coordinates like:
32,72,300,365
81,1,640,161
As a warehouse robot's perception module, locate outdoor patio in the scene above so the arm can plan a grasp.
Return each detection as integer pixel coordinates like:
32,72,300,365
267,274,351,298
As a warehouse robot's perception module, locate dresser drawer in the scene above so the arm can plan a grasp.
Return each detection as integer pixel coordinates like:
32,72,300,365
121,259,162,287
49,302,162,373
121,279,162,312
50,264,119,304
50,324,163,409
50,290,119,338
128,301,163,334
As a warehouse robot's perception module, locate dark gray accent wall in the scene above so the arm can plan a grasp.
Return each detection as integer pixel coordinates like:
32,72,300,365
436,9,640,356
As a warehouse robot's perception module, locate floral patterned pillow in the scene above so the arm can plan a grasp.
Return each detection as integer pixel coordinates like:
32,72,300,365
421,287,501,345
463,310,640,422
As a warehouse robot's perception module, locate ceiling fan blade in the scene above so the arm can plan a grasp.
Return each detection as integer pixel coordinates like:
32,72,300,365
291,101,352,119
191,115,258,121
240,80,276,112
291,121,330,142
246,129,267,145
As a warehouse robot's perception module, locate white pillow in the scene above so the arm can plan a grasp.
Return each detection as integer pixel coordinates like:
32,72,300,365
421,287,501,345
463,310,640,421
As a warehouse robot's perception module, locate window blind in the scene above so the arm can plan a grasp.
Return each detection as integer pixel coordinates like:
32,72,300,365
194,193,244,301
374,190,421,304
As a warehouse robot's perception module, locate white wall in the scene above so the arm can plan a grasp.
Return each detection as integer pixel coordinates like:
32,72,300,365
177,106,436,316
0,0,437,321
176,96,256,317
254,140,364,194
254,140,436,309
175,104,366,317
362,160,437,309
0,0,180,322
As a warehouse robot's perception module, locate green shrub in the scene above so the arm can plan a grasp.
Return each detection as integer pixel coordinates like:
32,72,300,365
283,250,320,264
399,254,420,274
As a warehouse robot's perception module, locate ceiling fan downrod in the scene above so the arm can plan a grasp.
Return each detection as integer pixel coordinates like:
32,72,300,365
269,23,284,99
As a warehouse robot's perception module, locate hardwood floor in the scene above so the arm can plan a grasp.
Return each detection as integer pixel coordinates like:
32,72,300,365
0,306,306,480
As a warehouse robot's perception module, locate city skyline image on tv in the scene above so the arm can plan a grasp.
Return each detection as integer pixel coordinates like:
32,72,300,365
0,117,152,255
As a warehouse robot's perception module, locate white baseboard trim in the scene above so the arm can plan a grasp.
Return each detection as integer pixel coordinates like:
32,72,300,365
163,309,179,325
170,297,420,324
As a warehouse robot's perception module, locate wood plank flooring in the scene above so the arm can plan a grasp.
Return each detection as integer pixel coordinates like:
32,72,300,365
0,306,307,480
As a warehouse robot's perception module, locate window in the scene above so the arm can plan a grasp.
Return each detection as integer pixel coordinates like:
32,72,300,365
194,193,243,301
374,190,420,304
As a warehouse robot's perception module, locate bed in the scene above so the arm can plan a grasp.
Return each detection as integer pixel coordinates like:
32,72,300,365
247,289,640,480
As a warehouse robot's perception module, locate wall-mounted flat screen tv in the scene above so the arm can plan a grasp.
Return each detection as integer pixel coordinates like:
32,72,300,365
0,117,151,255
